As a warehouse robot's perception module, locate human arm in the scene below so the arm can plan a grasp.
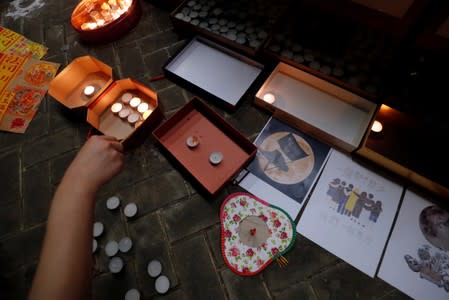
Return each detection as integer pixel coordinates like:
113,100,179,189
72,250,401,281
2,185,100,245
28,135,124,300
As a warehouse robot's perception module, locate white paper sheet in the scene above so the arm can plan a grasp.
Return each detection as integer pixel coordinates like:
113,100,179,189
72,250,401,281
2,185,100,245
378,189,449,299
165,39,262,106
297,150,403,277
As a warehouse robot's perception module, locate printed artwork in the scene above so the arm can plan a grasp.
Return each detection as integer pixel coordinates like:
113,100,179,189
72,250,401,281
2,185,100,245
0,26,47,59
379,189,449,299
0,52,59,133
246,117,331,204
239,117,331,220
297,150,403,277
326,178,384,224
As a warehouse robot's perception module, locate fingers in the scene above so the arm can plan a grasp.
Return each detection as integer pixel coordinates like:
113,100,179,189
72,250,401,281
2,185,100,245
109,140,124,153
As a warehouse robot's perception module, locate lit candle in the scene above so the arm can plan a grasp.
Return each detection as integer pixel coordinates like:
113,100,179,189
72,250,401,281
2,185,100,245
81,23,90,30
96,19,105,26
263,93,276,104
84,85,95,97
118,108,131,119
129,97,141,108
137,102,149,113
142,109,153,120
127,112,141,124
90,10,101,22
371,120,383,133
134,120,144,128
108,0,117,6
87,22,98,30
110,102,123,114
101,2,111,10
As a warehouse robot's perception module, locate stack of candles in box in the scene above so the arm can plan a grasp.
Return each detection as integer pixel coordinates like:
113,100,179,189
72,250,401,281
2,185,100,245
110,92,153,128
80,0,132,31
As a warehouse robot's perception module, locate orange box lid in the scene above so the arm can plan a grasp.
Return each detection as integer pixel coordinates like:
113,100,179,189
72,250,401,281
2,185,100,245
48,55,113,109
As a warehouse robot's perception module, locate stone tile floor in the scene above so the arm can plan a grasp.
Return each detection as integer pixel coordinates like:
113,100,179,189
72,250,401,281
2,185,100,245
0,0,413,299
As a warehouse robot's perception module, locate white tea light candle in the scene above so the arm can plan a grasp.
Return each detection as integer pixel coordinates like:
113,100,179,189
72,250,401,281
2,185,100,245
124,203,138,218
93,239,98,253
118,237,133,253
93,222,104,237
155,275,170,294
371,120,383,133
105,240,119,257
108,256,124,273
127,112,141,124
121,92,133,104
83,85,95,97
118,108,131,119
137,102,149,113
106,196,120,210
263,93,276,104
125,289,140,300
130,97,141,108
111,102,123,114
147,259,162,278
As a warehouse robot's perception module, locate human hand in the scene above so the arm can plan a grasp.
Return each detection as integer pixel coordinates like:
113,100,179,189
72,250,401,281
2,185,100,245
63,135,124,194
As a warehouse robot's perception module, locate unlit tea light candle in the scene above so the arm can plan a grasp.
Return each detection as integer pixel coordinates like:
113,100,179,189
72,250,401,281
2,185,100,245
118,237,133,253
93,222,104,237
121,92,133,104
106,196,120,210
118,108,131,119
111,102,123,114
127,113,141,124
130,97,141,108
125,289,140,300
147,259,162,278
124,203,138,218
109,257,124,274
105,240,119,257
84,85,95,97
155,275,170,294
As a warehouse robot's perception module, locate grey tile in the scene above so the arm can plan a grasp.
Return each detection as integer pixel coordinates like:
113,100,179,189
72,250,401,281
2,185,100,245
49,150,78,186
172,235,225,300
206,224,226,268
311,263,395,300
23,127,76,167
44,24,65,58
220,268,270,300
162,193,220,242
263,235,339,292
153,288,188,300
128,211,177,297
0,151,20,205
92,264,137,300
275,282,317,300
0,225,45,273
117,44,146,78
138,30,181,55
115,170,188,217
158,85,188,113
23,161,52,227
0,201,20,239
0,263,37,300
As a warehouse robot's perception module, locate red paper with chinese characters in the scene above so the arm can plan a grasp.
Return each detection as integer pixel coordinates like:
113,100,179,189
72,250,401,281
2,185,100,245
0,52,59,133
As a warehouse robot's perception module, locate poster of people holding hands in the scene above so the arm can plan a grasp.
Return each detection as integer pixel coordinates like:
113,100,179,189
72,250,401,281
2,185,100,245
297,150,403,277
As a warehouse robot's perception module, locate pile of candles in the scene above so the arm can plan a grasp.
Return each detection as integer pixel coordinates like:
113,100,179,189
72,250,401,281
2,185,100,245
80,0,132,31
110,92,153,128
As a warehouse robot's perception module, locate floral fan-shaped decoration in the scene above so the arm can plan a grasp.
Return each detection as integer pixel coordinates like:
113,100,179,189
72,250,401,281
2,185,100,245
220,192,296,276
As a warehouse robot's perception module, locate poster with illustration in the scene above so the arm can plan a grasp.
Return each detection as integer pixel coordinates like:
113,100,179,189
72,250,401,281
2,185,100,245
0,52,59,133
297,150,403,277
239,117,332,220
378,189,449,299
